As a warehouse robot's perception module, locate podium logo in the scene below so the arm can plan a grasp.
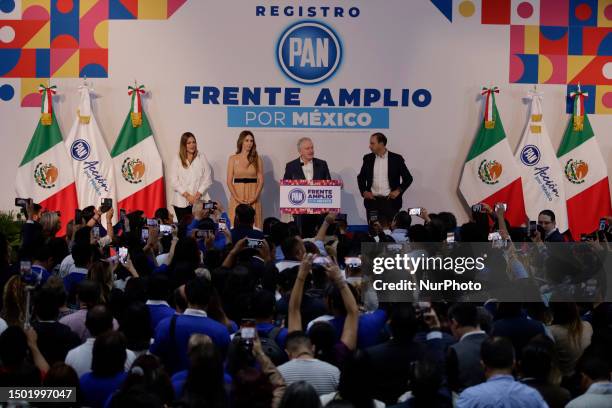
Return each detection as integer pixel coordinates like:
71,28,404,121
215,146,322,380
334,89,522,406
288,188,307,205
277,21,342,85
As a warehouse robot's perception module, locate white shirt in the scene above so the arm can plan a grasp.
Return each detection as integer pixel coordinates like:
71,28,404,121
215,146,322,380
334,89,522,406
302,160,314,181
371,150,391,196
65,338,137,378
58,254,75,279
170,152,213,207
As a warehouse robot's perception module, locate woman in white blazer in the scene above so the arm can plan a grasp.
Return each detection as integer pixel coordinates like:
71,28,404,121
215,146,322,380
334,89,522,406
170,132,213,222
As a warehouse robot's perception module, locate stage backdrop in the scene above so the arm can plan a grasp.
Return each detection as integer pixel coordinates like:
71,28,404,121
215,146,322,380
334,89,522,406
1,0,611,225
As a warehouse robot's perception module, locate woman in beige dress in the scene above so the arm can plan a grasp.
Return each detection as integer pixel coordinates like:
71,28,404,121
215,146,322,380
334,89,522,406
227,130,263,228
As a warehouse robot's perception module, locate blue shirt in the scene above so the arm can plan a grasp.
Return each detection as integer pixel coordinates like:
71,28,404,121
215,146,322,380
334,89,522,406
80,371,127,408
150,310,231,374
256,322,288,349
456,374,548,408
63,268,88,296
31,265,50,284
146,301,176,331
327,309,387,349
230,226,264,243
186,213,231,250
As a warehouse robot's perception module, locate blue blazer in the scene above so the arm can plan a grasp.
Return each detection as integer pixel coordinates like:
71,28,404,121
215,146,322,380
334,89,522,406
283,158,331,180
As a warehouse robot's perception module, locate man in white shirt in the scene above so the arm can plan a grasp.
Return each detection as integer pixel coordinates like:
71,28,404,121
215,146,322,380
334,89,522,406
65,305,136,377
357,133,413,225
283,137,332,237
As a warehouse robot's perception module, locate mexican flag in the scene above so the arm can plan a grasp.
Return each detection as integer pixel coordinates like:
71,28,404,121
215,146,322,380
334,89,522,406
65,85,117,220
111,85,165,217
557,89,611,238
15,86,78,237
459,87,526,227
515,91,568,232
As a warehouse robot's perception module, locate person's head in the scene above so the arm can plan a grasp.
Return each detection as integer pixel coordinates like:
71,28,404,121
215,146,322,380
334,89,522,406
86,304,114,337
185,276,213,310
0,326,28,367
337,351,376,405
147,274,170,302
369,132,387,155
408,358,445,405
183,334,225,405
550,302,583,347
408,224,430,242
235,204,256,227
91,331,127,377
34,285,60,321
285,331,314,359
538,210,557,234
309,322,337,363
120,354,174,407
40,211,61,237
519,336,555,381
281,236,306,261
120,301,153,352
389,303,418,342
76,279,101,308
577,347,611,392
481,336,515,376
232,367,275,408
1,275,26,326
448,303,480,339
297,137,314,162
250,290,276,321
278,381,322,408
81,206,96,224
154,208,171,225
270,222,290,246
326,283,359,317
179,131,198,167
48,237,69,269
263,217,281,237
43,362,79,389
391,210,412,230
43,276,68,310
87,260,112,303
71,242,93,269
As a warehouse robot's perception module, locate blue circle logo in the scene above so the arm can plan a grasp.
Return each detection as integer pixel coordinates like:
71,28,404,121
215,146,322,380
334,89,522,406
71,139,91,161
288,188,307,205
520,145,541,166
277,21,342,85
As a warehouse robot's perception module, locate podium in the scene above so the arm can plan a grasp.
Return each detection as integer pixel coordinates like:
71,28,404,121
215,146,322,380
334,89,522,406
280,179,342,214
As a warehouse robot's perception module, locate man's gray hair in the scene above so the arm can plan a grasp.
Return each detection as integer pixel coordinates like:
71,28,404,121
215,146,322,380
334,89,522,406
297,137,312,152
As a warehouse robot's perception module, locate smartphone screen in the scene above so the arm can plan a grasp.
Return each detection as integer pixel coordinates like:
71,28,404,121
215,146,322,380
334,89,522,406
218,218,227,231
160,224,172,235
118,247,128,264
408,208,421,216
247,238,263,249
141,228,149,242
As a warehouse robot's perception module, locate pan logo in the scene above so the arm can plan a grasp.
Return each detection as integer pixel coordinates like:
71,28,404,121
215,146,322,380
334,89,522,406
277,21,342,85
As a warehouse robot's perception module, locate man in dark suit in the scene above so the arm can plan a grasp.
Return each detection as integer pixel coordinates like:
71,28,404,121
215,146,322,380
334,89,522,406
538,210,565,242
283,137,331,237
283,137,331,181
357,133,413,224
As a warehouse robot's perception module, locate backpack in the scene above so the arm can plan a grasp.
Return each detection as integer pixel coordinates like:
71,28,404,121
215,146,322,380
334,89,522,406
258,326,288,366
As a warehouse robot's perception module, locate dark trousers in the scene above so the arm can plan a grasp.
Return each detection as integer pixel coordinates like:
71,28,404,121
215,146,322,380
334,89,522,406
364,196,401,224
173,205,193,224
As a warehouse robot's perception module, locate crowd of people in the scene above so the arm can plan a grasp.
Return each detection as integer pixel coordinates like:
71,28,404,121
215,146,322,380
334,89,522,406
0,196,611,408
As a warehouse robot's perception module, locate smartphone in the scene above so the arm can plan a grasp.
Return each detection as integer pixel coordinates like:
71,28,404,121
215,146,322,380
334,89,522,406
313,256,331,265
529,221,537,235
141,228,149,242
471,204,487,213
203,201,216,210
495,203,507,211
118,247,128,264
247,238,264,249
240,318,256,341
387,243,403,252
599,218,608,231
218,218,227,231
446,232,455,243
146,218,159,227
195,229,210,240
15,198,31,208
101,198,112,213
120,208,126,220
344,257,362,267
160,224,172,236
368,210,379,221
408,208,421,216
92,226,100,239
75,208,82,224
335,213,348,222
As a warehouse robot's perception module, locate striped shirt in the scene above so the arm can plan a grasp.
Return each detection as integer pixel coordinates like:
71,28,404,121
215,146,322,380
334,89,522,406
278,358,340,395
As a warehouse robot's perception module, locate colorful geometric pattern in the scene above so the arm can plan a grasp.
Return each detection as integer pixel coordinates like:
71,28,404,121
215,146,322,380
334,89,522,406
0,0,188,106
431,0,612,114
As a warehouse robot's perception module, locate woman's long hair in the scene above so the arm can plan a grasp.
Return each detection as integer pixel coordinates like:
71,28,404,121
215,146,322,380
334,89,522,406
179,132,198,168
87,260,113,304
551,302,584,348
235,130,259,173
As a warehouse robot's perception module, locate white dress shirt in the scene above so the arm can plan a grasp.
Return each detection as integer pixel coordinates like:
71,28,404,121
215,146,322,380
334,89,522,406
170,152,213,207
371,151,391,196
302,160,314,181
65,338,137,377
